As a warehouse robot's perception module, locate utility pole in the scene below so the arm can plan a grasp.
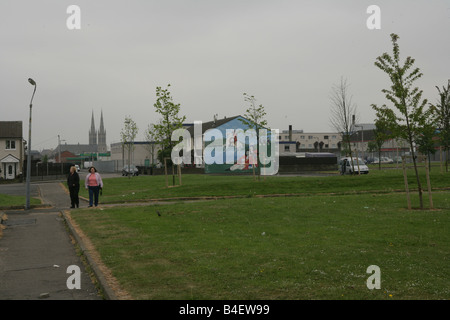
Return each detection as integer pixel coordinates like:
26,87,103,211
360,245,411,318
355,124,364,160
58,135,66,176
25,78,36,210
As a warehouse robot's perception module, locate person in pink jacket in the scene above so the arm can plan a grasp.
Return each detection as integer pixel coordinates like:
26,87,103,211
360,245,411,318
85,166,103,207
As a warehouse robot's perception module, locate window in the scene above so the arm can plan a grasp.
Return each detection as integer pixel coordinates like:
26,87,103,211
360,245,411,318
6,140,16,150
284,145,290,151
278,135,282,140
300,135,305,139
325,144,329,148
308,135,313,139
324,135,329,140
332,135,337,139
308,144,312,148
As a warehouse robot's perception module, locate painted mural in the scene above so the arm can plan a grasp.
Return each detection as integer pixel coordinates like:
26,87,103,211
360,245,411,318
203,116,275,174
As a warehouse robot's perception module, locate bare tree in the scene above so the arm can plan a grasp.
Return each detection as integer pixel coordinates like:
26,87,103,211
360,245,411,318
330,77,358,173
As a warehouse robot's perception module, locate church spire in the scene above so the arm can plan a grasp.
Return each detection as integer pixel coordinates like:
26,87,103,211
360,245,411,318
99,109,105,133
97,109,107,153
89,110,97,146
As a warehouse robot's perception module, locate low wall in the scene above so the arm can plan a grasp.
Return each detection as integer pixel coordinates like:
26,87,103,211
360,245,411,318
92,160,115,173
278,156,338,173
138,166,204,175
133,156,338,175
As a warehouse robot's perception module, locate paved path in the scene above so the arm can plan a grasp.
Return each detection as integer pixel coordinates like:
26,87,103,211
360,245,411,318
0,182,102,300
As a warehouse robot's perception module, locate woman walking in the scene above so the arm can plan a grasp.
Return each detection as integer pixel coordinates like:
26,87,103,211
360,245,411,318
67,165,80,208
85,166,103,207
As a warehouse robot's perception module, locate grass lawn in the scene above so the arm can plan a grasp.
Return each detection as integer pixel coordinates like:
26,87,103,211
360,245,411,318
70,189,450,299
79,167,449,204
0,194,41,208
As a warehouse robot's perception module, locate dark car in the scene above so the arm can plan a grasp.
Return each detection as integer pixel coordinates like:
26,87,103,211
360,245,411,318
122,165,139,176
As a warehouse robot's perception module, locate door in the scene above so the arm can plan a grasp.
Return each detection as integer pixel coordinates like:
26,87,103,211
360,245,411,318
6,164,15,179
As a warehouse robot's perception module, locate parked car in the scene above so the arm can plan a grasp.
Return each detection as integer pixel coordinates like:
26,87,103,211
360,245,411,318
339,157,369,174
393,156,403,163
371,157,394,164
366,157,379,164
75,165,81,172
380,157,394,164
122,165,139,176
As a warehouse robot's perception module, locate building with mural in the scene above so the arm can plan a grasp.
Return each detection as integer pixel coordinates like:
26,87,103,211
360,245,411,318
185,115,277,174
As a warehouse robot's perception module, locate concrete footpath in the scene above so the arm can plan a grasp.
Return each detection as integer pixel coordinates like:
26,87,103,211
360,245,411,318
0,182,103,300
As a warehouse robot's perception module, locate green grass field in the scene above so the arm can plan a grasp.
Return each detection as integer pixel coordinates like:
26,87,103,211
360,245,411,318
70,168,450,300
0,193,41,208
78,167,449,204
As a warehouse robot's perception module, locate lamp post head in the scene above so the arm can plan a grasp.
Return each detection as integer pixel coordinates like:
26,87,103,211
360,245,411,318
28,78,36,86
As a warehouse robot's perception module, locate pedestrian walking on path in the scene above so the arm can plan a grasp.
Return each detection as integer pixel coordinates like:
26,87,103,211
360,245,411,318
85,167,103,207
67,166,80,208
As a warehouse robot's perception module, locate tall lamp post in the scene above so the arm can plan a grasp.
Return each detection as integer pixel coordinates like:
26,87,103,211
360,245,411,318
25,78,36,210
58,135,66,176
354,124,364,160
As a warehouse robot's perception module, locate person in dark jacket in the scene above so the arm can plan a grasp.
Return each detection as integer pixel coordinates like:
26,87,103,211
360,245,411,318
67,165,80,208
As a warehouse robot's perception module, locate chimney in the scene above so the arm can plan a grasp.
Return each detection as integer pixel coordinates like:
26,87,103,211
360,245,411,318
289,125,292,141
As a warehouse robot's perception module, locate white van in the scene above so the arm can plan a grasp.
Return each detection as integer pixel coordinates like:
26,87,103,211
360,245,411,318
339,157,369,175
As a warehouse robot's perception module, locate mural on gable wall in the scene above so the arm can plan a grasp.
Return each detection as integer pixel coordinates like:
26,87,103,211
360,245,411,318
204,116,275,174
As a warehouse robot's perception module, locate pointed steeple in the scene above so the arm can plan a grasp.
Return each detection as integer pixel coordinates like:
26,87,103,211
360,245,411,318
89,110,97,146
99,109,105,133
90,110,95,130
97,109,107,153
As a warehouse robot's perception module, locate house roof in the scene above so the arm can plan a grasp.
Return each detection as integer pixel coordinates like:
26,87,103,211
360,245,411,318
185,115,242,136
52,144,99,156
0,121,22,138
1,154,20,163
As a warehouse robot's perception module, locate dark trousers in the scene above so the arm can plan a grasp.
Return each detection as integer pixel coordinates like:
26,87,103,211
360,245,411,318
69,186,79,208
88,186,100,206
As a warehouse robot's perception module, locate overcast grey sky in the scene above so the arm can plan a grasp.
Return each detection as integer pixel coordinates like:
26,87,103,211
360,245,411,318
1,0,449,151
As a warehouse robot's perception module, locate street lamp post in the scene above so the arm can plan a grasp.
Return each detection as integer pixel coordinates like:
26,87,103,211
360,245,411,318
355,125,364,160
58,135,66,176
25,78,36,210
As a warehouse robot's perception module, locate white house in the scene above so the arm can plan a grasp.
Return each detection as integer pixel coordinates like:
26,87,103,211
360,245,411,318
0,121,24,180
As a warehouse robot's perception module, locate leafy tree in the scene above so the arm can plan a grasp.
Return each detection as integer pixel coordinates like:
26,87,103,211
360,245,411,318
313,141,319,151
239,93,268,180
372,116,392,170
430,80,450,171
153,84,186,185
372,33,432,209
120,116,139,178
153,84,186,152
416,118,437,170
367,141,378,157
144,123,159,168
